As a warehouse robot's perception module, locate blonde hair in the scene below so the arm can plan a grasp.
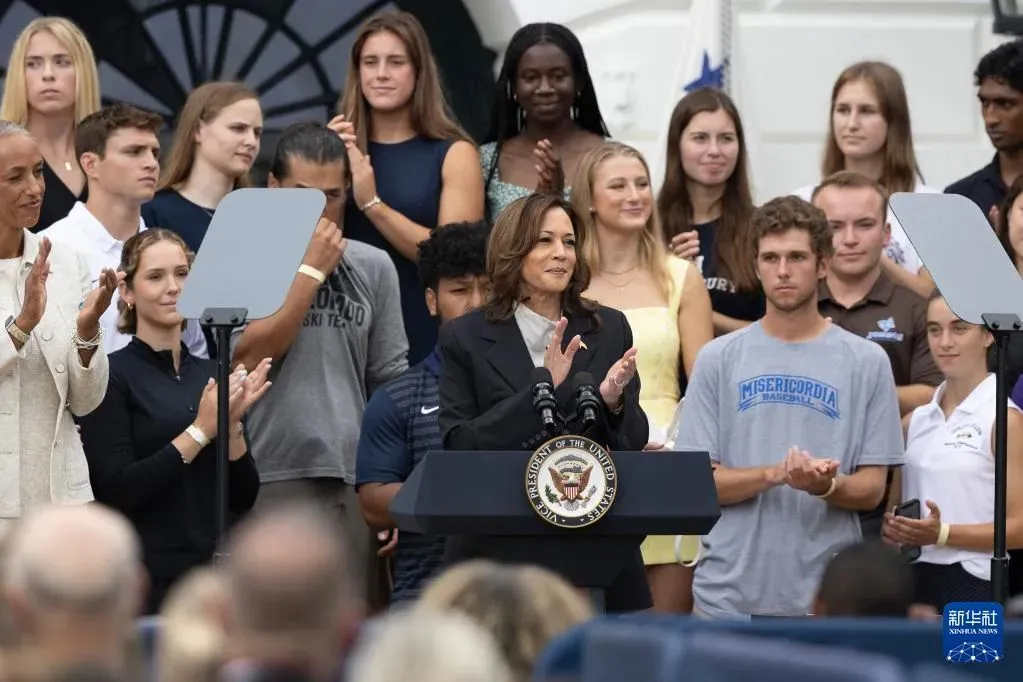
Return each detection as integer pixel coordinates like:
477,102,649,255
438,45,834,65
337,11,471,152
158,81,259,191
117,229,193,334
823,61,922,195
159,568,227,682
416,561,592,682
0,17,100,125
349,611,513,682
572,141,672,300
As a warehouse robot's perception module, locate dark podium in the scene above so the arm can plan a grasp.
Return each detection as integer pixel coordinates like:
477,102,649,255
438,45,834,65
390,449,720,598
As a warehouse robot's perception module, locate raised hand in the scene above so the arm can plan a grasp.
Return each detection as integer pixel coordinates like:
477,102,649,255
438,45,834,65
194,379,221,437
236,358,273,418
347,143,378,210
669,231,700,261
303,217,346,275
76,268,125,338
327,114,357,148
16,236,52,332
534,139,565,195
599,347,638,409
543,317,582,388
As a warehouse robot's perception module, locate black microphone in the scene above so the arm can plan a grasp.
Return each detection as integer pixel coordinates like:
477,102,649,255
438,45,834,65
572,372,602,430
530,367,558,431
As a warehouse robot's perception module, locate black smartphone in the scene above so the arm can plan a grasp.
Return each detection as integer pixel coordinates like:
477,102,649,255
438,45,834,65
895,498,922,561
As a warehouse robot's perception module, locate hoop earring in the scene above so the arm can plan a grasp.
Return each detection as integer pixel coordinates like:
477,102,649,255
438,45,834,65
571,104,579,121
517,107,526,130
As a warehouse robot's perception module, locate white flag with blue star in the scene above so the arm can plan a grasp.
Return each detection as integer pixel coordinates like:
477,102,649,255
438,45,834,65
651,0,731,188
679,0,728,94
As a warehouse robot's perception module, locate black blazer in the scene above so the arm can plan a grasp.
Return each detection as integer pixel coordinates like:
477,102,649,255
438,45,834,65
438,304,649,453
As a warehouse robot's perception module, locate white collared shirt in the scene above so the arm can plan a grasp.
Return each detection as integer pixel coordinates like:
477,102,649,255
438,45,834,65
904,374,1019,581
40,202,209,357
514,302,558,368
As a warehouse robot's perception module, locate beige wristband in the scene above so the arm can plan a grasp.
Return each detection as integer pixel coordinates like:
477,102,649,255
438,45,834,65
814,478,838,499
298,264,326,284
185,424,210,450
936,522,951,546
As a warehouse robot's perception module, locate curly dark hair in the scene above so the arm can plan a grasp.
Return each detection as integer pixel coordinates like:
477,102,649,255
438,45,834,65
417,221,489,290
751,195,834,263
976,39,1023,93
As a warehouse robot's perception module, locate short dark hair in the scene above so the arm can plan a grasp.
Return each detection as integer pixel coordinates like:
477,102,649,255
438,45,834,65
752,195,834,261
417,221,489,290
75,103,163,160
976,38,1023,94
816,542,914,617
269,121,350,187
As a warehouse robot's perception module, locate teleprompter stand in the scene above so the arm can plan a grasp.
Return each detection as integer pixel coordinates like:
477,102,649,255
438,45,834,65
178,188,326,560
983,312,1021,603
200,306,248,562
891,192,1023,603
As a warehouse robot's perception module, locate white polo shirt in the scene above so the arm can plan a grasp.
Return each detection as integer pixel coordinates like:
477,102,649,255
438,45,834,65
904,374,1018,581
40,202,209,357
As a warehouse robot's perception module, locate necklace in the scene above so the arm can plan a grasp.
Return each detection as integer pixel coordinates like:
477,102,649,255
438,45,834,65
602,268,640,289
602,264,640,276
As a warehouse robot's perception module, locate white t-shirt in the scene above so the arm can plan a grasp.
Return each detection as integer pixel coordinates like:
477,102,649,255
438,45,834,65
40,202,209,356
792,180,938,275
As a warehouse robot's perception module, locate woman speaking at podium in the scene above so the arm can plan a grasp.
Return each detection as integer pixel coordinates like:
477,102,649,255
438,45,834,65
437,192,651,612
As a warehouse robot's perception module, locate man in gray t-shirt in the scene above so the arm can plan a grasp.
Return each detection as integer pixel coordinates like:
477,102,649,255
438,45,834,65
231,124,408,610
675,196,904,619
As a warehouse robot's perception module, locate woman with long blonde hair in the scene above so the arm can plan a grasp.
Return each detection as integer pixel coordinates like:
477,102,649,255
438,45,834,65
0,16,100,232
573,141,713,612
329,11,484,364
793,61,935,297
141,81,262,256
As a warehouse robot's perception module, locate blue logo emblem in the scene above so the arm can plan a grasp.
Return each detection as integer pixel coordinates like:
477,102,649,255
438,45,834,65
943,602,1003,663
736,374,840,419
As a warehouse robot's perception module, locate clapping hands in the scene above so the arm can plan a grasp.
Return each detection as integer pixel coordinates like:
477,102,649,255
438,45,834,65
534,139,565,195
773,446,840,495
227,358,274,423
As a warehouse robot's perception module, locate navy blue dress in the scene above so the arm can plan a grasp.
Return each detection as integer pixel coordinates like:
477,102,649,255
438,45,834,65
141,188,215,255
344,136,453,365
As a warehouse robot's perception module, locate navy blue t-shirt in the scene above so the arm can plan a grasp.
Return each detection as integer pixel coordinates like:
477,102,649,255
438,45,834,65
355,350,445,603
344,137,453,365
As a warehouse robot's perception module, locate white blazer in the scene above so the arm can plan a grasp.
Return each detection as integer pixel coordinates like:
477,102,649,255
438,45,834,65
0,229,108,518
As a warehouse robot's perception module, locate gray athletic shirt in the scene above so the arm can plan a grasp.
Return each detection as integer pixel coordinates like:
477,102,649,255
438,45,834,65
674,321,904,618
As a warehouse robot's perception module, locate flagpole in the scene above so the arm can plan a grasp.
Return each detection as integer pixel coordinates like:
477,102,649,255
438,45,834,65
721,0,733,95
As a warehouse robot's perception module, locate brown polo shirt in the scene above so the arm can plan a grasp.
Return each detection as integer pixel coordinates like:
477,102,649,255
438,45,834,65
819,272,942,387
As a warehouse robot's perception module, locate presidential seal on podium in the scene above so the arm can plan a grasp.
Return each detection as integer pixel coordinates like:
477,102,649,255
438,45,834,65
525,435,617,528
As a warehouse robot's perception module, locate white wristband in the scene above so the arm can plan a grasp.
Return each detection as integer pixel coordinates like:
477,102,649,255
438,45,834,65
186,425,211,449
298,264,326,284
937,522,951,546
